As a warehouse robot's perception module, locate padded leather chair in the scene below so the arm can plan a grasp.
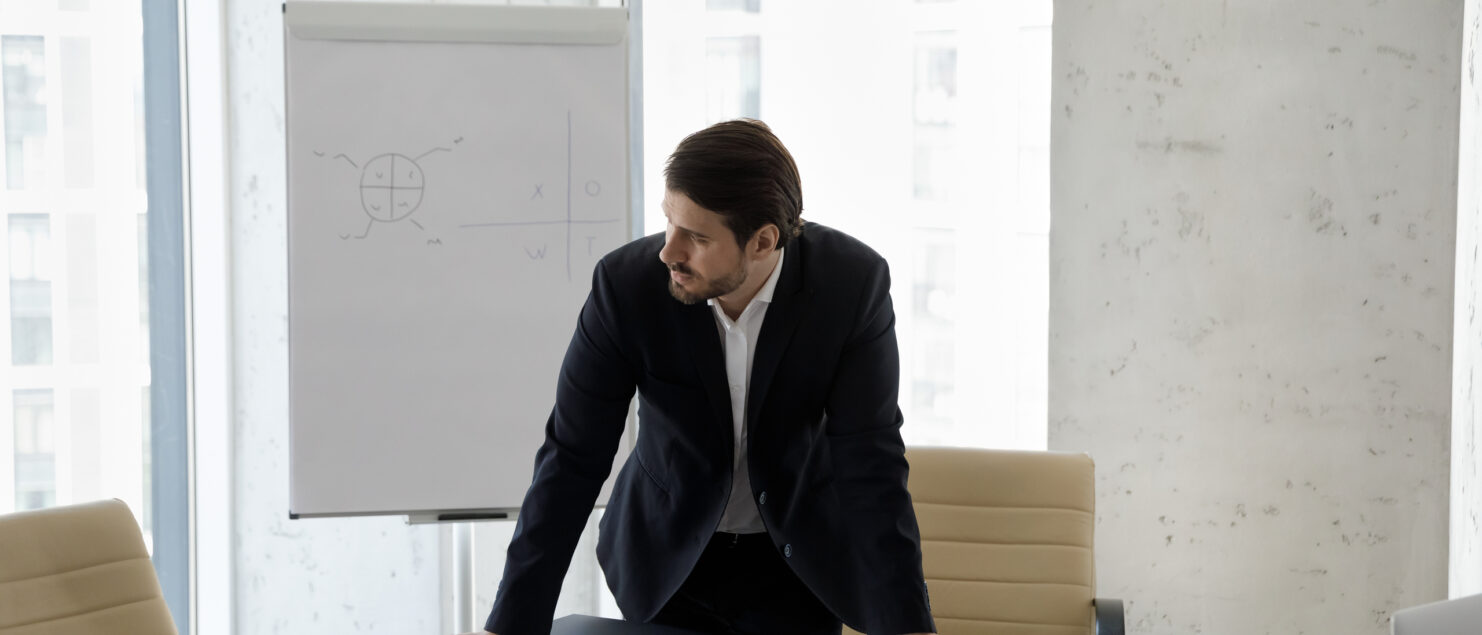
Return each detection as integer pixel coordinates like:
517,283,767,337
848,447,1123,635
0,499,177,635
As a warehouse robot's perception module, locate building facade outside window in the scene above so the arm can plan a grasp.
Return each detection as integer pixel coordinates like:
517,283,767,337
8,213,51,366
0,1,155,546
12,387,54,510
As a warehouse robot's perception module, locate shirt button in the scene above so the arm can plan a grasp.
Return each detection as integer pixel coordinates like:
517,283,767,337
783,544,792,558
758,491,767,505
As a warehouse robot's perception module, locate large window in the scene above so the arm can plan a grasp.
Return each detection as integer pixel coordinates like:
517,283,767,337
1,3,185,631
643,0,1053,449
1,2,187,630
0,0,157,548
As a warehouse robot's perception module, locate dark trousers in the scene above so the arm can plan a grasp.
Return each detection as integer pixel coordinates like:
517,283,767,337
649,532,843,635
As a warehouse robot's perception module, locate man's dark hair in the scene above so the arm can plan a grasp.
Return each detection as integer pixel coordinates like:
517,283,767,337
664,119,804,250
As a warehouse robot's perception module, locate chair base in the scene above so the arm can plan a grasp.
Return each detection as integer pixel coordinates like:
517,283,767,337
1094,598,1125,635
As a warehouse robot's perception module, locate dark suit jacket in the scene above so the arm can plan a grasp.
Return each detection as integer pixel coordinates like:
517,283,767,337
486,223,934,635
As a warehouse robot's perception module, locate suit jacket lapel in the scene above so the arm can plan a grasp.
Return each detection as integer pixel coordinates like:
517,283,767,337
748,239,808,430
677,300,734,455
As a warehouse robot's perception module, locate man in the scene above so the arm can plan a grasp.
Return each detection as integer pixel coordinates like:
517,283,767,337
474,120,935,635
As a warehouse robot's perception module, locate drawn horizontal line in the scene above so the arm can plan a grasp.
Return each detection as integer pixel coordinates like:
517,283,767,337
360,185,425,190
459,219,622,228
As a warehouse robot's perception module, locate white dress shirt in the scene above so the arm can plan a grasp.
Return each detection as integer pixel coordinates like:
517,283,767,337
711,248,784,534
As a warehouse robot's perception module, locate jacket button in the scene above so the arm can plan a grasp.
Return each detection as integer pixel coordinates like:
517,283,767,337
758,491,767,505
783,544,792,558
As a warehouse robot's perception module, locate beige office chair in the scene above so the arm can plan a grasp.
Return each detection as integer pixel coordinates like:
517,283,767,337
877,447,1124,635
0,499,177,635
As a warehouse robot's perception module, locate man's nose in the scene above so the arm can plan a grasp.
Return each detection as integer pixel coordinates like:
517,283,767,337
659,238,682,267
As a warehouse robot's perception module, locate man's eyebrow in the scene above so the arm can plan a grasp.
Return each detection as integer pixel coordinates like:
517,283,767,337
661,206,710,239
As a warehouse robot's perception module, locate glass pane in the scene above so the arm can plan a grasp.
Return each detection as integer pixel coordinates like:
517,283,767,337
913,34,957,202
3,35,48,190
14,389,56,511
141,386,151,535
912,126,955,202
913,38,957,126
68,213,100,363
910,228,956,435
70,387,100,501
9,214,53,365
138,213,148,361
61,36,94,189
134,78,144,187
707,0,759,12
1,1,56,11
705,36,760,122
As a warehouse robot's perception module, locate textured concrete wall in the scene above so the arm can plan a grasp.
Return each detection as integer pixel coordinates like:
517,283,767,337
1050,1,1460,633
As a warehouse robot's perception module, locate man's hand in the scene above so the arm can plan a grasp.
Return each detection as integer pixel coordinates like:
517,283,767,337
454,631,494,635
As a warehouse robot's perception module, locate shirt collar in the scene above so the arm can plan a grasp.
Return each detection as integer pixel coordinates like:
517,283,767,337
708,247,786,314
754,247,785,305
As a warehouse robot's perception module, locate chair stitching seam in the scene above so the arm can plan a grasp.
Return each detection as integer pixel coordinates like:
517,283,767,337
0,556,153,587
1,596,160,630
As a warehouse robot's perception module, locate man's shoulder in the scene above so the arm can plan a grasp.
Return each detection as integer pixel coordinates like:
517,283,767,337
604,231,665,265
798,222,883,264
594,232,666,285
795,222,888,289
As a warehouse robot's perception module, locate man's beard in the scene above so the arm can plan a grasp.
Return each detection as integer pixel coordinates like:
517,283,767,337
668,260,747,305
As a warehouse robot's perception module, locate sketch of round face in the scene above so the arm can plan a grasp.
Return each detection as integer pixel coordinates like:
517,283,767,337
359,153,425,222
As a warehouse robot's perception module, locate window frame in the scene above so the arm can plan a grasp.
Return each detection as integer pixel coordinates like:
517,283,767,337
180,0,233,632
142,0,190,631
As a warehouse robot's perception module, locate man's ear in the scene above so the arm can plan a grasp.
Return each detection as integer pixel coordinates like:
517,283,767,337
751,223,780,257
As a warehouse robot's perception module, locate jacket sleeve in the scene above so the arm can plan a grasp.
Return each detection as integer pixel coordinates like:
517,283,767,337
825,256,936,635
485,260,636,635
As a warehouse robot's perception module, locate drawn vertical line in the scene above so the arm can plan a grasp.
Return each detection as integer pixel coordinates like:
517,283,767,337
566,110,573,282
389,154,398,219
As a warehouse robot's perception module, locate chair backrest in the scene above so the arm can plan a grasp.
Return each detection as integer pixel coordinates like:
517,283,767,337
905,447,1096,635
1391,593,1482,635
0,499,177,635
